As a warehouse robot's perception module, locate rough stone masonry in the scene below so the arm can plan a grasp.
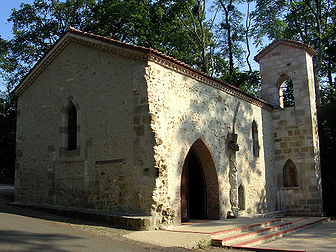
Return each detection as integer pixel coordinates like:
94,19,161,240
14,28,322,230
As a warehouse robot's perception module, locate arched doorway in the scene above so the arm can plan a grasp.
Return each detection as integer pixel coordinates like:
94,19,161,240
181,147,206,221
181,139,220,222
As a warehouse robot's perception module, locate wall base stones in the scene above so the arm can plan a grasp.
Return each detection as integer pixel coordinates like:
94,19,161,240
11,202,157,230
15,35,323,231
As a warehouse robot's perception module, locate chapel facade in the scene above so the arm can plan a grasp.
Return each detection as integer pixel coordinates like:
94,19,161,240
14,28,323,230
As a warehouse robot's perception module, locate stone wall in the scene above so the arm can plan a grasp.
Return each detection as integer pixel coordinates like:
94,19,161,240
15,41,156,215
258,44,322,216
145,61,276,227
16,35,322,230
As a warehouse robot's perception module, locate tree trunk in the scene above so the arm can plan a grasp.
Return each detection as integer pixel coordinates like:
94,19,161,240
245,2,252,72
219,0,234,77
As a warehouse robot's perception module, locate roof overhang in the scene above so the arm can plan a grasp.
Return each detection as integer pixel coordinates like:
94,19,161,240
254,39,316,63
14,27,273,110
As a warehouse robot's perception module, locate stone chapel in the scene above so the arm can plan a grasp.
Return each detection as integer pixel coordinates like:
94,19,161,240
14,27,323,230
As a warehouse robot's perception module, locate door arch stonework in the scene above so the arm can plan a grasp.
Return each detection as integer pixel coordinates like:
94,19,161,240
180,138,220,221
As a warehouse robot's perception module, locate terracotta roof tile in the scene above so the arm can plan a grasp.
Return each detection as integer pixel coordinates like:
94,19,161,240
14,27,271,109
66,27,266,104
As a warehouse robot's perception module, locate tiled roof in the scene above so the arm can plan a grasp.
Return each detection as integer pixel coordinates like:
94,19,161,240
254,39,316,62
14,27,272,110
67,27,192,70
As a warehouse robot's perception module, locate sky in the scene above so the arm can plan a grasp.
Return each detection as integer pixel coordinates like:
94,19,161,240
0,0,35,91
0,0,263,91
0,0,34,40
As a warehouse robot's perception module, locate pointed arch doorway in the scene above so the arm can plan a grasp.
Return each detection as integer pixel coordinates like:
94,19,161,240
181,139,220,222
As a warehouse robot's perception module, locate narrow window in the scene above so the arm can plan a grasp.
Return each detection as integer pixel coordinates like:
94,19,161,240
279,77,295,108
67,102,77,150
252,121,259,157
238,184,245,210
283,159,298,187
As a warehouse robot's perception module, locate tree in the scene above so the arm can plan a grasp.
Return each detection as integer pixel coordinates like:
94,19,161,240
217,0,245,78
253,0,336,216
85,0,203,70
321,7,336,93
85,0,151,44
318,97,336,216
252,0,336,99
173,0,219,75
0,91,17,183
3,0,94,90
244,0,253,72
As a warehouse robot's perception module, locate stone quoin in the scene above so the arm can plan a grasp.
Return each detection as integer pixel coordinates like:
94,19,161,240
14,28,323,230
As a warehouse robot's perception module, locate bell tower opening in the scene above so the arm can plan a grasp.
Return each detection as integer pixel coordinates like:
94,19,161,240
256,39,322,216
278,75,295,108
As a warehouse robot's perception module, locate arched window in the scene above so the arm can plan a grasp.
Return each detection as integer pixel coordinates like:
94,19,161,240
252,121,259,157
279,76,295,108
283,159,298,187
67,102,77,150
238,184,245,210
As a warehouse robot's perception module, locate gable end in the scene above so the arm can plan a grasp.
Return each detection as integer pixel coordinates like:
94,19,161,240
254,39,316,62
14,28,272,111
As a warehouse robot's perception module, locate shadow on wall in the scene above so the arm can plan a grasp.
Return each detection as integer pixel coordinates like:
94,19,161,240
167,74,272,219
261,108,276,213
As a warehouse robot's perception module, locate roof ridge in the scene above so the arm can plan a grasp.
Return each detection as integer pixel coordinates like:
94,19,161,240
254,39,316,62
14,27,271,110
66,27,268,105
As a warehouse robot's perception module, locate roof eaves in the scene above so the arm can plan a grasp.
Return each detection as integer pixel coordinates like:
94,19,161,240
14,27,273,110
254,39,316,62
13,30,72,96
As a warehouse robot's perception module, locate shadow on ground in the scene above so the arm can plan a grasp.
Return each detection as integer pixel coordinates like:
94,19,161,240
0,230,82,251
0,184,126,231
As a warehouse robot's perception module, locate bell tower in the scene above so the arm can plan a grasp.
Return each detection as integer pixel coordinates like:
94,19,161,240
255,39,323,216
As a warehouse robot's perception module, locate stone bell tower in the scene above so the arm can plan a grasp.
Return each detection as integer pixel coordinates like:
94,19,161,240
255,39,323,216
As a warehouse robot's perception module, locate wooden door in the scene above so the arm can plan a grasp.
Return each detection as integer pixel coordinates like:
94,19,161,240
181,158,189,222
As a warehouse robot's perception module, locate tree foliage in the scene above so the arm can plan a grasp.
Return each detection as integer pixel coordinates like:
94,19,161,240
3,0,95,90
253,0,336,90
0,91,16,183
252,0,336,216
1,1,336,214
1,0,265,92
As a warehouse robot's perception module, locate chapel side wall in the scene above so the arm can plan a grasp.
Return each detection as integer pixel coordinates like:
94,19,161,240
259,44,322,216
15,42,155,215
145,61,276,227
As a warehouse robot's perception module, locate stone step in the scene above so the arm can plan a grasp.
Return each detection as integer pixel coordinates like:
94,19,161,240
238,210,285,219
212,218,304,246
212,219,282,239
212,217,329,248
217,218,307,246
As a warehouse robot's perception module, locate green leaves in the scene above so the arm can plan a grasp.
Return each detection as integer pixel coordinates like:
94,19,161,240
2,0,95,90
253,0,335,78
1,0,264,94
0,91,16,183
